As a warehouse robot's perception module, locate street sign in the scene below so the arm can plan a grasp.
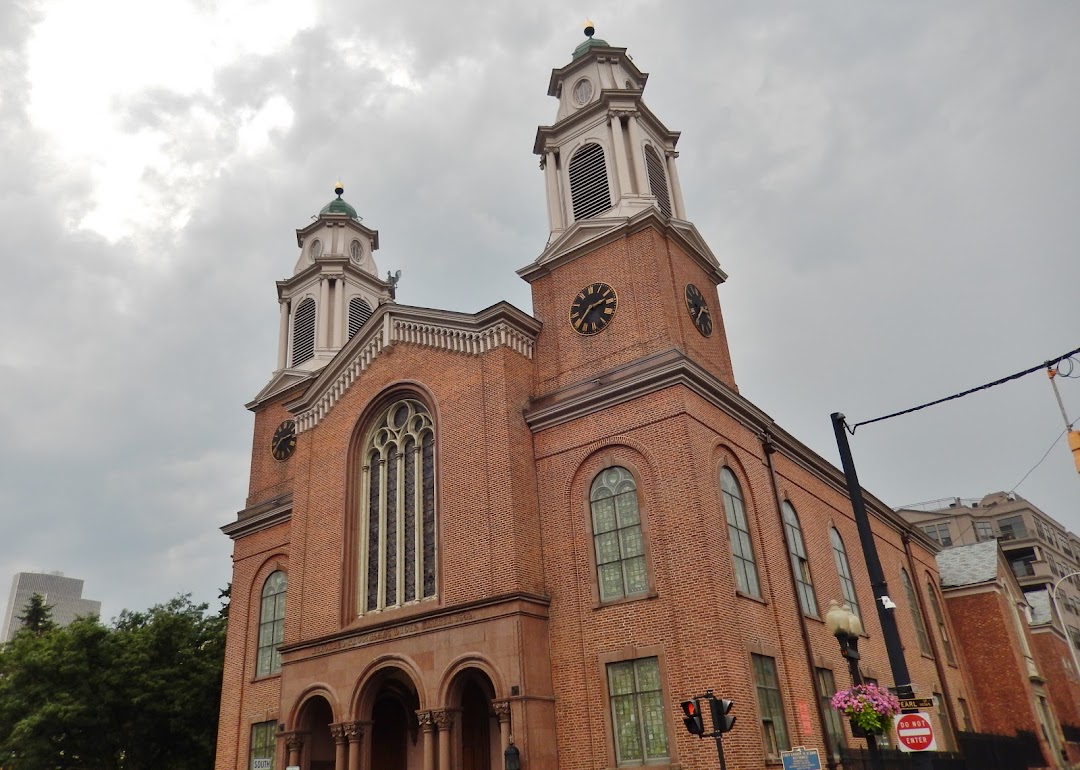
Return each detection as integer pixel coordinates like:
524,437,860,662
896,712,937,752
253,760,272,770
781,746,822,770
898,697,934,710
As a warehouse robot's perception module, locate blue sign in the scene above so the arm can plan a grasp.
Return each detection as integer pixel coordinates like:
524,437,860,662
781,746,822,770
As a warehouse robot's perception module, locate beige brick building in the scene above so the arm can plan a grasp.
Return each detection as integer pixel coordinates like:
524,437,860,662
215,28,974,770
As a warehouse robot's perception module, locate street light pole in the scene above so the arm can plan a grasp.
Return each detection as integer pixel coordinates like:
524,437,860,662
1049,572,1080,682
827,601,885,770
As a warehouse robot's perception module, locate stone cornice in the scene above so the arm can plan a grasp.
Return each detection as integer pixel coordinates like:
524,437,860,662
277,259,393,298
545,46,648,98
246,371,316,413
518,209,726,285
295,214,380,251
287,301,541,433
525,348,920,538
534,93,677,156
221,494,293,540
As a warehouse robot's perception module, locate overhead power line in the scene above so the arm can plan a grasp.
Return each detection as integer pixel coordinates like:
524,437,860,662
848,344,1080,433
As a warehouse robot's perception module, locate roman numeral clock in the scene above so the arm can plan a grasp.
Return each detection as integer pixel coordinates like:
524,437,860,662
569,282,618,335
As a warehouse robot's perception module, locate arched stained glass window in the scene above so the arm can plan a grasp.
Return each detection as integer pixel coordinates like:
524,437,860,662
361,398,436,613
721,467,761,598
927,575,956,664
291,297,316,366
568,143,612,220
644,145,672,217
782,502,817,616
901,568,932,656
348,297,373,340
256,571,286,676
830,528,861,620
590,467,648,602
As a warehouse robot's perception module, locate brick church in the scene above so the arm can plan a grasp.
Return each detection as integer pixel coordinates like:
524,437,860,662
216,25,995,770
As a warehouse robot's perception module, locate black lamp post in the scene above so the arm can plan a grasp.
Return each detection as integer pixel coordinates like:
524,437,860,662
826,600,884,770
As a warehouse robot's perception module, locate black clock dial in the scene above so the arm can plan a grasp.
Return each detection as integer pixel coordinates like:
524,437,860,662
569,282,618,335
271,419,297,461
685,283,713,337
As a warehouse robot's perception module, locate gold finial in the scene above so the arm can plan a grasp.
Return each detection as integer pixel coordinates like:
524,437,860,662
583,20,595,38
334,180,344,197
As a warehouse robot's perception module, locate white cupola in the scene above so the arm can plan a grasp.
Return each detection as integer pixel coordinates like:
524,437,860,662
273,183,396,373
533,22,688,240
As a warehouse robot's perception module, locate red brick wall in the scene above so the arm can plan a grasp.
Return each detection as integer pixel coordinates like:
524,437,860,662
1030,629,1080,763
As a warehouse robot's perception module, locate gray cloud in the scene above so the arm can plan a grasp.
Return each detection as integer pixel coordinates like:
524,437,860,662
2,1,1078,620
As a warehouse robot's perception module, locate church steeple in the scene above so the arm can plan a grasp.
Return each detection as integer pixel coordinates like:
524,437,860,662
533,23,688,240
272,184,395,374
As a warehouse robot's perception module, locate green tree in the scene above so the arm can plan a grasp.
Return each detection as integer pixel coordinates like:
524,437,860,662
0,595,225,770
15,593,55,637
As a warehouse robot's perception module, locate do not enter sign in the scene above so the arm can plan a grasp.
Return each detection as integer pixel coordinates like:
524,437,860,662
896,712,937,752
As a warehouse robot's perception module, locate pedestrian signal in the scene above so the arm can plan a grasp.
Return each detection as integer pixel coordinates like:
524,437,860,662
680,699,705,735
710,697,735,733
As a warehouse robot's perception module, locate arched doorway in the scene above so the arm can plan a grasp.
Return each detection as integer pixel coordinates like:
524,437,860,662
448,669,499,770
297,695,335,770
366,674,421,770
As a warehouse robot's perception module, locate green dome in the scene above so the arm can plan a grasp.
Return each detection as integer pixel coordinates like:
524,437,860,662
572,36,608,61
320,182,359,219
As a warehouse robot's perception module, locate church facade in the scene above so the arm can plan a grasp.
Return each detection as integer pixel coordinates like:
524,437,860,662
216,29,978,770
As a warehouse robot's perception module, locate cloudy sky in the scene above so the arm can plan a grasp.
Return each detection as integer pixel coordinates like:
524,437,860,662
2,0,1078,621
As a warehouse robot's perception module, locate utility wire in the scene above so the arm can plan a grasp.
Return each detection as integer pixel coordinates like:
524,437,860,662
1010,428,1069,494
848,344,1080,433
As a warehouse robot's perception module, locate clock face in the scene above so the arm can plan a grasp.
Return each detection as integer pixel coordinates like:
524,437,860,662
569,282,618,335
685,284,713,337
350,240,362,262
573,78,594,105
271,419,297,461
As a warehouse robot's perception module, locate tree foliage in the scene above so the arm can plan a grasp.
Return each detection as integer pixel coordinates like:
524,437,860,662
15,593,55,637
0,595,226,770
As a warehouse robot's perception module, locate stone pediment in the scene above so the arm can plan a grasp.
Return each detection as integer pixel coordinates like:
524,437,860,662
518,208,727,284
286,301,541,433
247,368,317,411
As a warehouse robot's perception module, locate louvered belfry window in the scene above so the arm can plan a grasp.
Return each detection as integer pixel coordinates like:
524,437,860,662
361,398,436,614
568,143,612,220
291,297,316,366
348,297,373,340
644,145,673,217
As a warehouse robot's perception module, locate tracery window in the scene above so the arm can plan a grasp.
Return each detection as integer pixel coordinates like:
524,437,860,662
590,467,648,602
782,502,817,616
360,398,436,613
291,297,316,366
256,571,286,676
568,143,612,220
720,467,761,598
830,528,861,620
900,568,932,656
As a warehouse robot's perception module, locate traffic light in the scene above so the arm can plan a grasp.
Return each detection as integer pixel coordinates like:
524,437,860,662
710,698,736,733
680,699,705,735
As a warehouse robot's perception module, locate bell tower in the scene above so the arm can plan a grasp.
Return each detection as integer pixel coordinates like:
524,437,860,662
522,24,737,394
273,183,395,375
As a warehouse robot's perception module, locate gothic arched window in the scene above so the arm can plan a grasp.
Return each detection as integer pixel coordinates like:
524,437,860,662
782,502,817,616
360,398,436,614
590,467,648,602
644,145,672,217
348,297,373,340
830,528,861,620
720,467,761,598
568,143,612,221
291,297,316,366
901,568,932,656
256,570,286,676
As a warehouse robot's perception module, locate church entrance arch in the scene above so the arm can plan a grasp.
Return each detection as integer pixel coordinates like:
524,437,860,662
296,695,335,770
447,669,499,770
364,669,421,769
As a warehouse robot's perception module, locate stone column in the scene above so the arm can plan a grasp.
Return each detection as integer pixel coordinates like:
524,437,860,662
330,724,347,770
336,278,348,347
492,701,511,754
543,149,564,232
626,112,648,194
666,150,686,219
609,113,631,200
285,733,304,769
278,299,289,369
417,711,436,770
317,276,330,349
434,709,455,770
345,722,364,770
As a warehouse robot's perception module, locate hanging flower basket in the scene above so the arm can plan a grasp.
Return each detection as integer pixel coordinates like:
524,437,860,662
831,682,901,736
